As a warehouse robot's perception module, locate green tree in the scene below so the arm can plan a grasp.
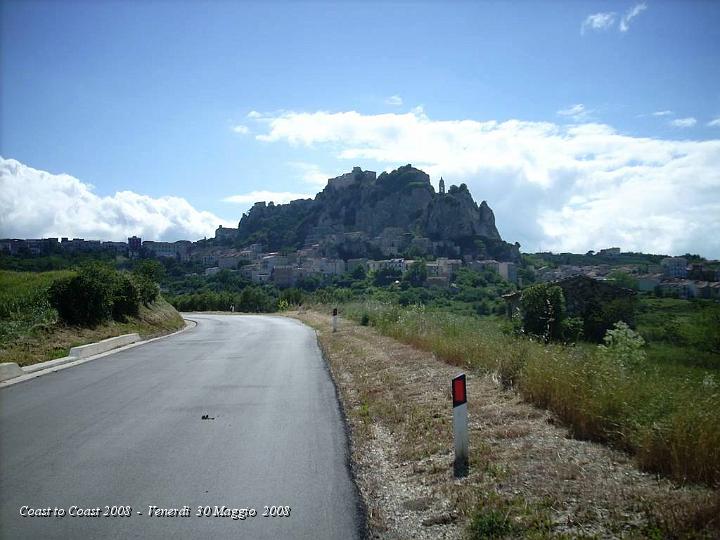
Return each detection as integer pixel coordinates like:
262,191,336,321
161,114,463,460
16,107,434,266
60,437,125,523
607,270,638,291
402,261,427,287
520,283,566,341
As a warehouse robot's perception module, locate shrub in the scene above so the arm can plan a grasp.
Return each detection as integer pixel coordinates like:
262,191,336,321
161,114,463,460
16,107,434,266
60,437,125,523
49,264,143,326
49,265,115,326
111,272,140,321
597,321,646,371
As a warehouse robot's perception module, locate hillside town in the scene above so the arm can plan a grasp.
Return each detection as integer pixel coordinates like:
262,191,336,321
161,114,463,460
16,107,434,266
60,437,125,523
2,230,719,300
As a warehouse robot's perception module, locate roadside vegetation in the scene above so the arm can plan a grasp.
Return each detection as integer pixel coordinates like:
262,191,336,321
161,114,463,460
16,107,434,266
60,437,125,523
294,309,719,539
0,265,184,367
335,300,719,487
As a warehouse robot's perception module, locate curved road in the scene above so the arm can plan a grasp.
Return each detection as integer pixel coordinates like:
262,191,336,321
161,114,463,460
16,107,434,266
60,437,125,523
0,314,363,539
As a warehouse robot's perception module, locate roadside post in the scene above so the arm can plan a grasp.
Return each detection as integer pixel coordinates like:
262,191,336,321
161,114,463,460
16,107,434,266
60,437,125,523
452,373,469,478
332,308,338,333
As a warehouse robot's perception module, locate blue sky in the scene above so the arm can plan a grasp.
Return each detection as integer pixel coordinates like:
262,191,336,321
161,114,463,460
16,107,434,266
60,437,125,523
1,1,719,256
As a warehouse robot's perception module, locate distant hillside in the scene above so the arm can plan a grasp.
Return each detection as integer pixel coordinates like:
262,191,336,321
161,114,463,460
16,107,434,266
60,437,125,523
234,165,521,261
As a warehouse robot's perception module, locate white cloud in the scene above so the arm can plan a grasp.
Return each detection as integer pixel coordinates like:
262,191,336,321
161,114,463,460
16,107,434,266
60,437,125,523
385,95,403,106
557,104,590,121
708,118,720,127
670,117,697,128
0,158,231,241
247,110,262,119
232,124,250,134
287,161,333,187
620,3,648,32
223,190,312,205
652,110,673,117
581,12,616,34
253,108,720,257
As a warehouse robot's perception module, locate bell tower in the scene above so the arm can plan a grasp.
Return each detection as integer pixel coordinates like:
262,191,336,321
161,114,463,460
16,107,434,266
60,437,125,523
439,177,445,194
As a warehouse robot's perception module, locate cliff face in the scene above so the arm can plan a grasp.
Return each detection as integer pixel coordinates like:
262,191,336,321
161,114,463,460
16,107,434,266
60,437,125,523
236,165,518,261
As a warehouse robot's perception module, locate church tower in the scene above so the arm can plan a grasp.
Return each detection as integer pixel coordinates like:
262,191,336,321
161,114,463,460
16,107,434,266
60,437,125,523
439,177,445,194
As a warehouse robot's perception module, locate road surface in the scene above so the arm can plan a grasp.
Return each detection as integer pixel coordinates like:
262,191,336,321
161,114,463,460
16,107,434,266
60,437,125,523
0,314,364,539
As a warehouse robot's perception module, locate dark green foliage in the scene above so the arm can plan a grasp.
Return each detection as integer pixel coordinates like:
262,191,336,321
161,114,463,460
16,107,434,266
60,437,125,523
111,272,140,321
350,265,366,280
279,288,304,306
373,268,402,286
520,283,566,341
47,263,151,326
582,297,637,342
402,261,427,287
560,316,584,342
132,274,159,305
607,270,639,290
49,265,117,326
376,164,431,194
236,198,315,251
133,259,165,282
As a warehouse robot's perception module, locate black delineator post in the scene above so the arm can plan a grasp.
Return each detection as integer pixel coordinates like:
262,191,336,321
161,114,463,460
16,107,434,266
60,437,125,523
452,373,469,478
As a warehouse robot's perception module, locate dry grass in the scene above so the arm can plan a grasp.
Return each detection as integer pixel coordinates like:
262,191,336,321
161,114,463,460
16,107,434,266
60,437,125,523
290,310,720,539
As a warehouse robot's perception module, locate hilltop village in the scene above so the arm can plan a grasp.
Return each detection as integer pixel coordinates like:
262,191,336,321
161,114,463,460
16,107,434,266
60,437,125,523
2,165,719,300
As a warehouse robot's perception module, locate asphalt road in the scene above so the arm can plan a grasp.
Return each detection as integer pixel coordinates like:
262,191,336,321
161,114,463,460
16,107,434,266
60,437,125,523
0,314,363,539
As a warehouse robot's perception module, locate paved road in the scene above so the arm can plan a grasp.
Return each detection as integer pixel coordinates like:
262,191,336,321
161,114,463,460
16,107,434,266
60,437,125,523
0,314,363,539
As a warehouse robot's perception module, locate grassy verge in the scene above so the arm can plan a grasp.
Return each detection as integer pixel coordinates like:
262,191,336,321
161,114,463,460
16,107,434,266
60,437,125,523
0,270,185,367
291,309,719,539
336,301,720,487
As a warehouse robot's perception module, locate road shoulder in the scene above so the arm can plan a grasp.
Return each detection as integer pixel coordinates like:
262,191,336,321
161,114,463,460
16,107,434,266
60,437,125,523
289,310,719,539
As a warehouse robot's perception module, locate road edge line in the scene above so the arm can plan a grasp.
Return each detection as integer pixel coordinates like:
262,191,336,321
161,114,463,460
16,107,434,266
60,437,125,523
313,328,370,540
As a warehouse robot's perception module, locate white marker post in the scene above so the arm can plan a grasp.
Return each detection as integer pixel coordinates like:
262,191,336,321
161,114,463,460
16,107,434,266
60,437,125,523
452,373,469,478
332,307,338,333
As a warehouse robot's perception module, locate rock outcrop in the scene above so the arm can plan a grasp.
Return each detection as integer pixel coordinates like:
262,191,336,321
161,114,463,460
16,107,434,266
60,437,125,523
234,165,519,261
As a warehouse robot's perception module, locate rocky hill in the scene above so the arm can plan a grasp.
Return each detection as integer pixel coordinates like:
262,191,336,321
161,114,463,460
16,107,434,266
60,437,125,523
234,165,520,261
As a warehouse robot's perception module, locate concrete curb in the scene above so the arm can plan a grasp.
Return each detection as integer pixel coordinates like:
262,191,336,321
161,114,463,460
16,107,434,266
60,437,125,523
0,363,25,382
0,319,197,389
69,333,140,359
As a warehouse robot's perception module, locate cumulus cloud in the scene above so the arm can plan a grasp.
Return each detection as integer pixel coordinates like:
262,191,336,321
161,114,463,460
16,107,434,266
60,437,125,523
581,12,616,34
232,124,250,134
223,190,312,205
253,108,720,257
620,3,648,32
0,158,231,241
708,118,720,127
557,104,590,121
670,117,697,128
652,110,673,117
385,95,403,106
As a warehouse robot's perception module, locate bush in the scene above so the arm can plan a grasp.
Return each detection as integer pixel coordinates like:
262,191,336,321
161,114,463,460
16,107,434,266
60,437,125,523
49,266,115,326
132,273,159,305
112,272,140,321
597,321,646,371
49,264,143,326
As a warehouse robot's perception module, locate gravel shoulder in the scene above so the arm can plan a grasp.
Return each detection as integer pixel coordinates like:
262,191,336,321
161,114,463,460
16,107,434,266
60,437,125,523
290,310,718,539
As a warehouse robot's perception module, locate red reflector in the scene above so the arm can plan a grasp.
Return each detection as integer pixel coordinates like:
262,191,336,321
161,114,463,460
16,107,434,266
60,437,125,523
452,375,466,407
